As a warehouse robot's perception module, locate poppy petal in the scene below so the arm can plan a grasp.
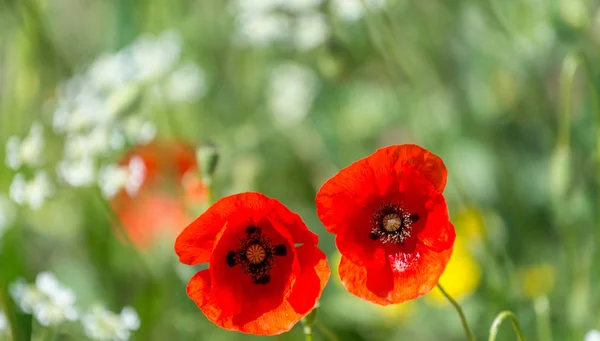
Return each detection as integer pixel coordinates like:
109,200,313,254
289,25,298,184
231,244,329,335
115,191,190,247
174,192,272,265
269,198,319,246
417,211,456,253
368,144,447,192
287,244,330,314
187,244,329,336
316,158,380,235
187,270,221,324
339,244,453,305
316,144,446,236
188,268,299,336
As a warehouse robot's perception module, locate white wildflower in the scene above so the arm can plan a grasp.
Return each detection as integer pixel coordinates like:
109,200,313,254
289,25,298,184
54,80,113,134
136,122,157,145
104,84,141,118
122,117,156,145
5,122,44,170
294,12,329,50
130,31,182,83
9,172,54,210
57,156,97,187
586,330,600,341
48,29,202,195
232,0,329,49
330,0,385,21
230,0,282,15
98,165,128,199
268,62,319,127
82,305,140,341
10,272,78,327
235,12,290,47
87,52,135,91
63,127,113,160
98,156,146,199
281,0,323,12
164,62,207,103
109,128,126,150
119,307,140,331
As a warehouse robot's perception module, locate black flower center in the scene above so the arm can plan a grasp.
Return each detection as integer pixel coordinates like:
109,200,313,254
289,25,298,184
370,203,419,245
225,225,287,285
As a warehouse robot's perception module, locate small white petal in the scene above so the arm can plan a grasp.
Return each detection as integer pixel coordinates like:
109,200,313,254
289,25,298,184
281,0,323,12
125,156,146,196
585,330,600,341
9,173,27,205
235,13,290,47
98,164,129,199
137,122,156,145
120,306,140,331
26,172,55,210
268,62,319,127
57,156,96,187
36,272,60,296
330,0,384,21
130,31,182,82
164,63,207,103
294,13,329,50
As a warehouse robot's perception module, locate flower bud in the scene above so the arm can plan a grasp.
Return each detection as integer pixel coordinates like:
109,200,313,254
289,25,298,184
196,142,219,186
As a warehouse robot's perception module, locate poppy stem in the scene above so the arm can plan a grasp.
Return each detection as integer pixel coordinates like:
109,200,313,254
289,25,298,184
303,325,313,341
302,304,319,341
436,284,475,341
488,311,525,341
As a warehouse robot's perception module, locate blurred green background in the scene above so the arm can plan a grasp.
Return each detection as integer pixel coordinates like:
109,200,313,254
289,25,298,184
0,0,599,340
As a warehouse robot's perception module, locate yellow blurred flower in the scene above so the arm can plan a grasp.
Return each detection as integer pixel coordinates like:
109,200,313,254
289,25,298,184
427,237,481,304
427,208,483,304
453,208,484,242
516,264,556,299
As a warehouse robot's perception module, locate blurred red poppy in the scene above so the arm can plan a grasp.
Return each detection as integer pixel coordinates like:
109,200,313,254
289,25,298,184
315,144,455,305
111,141,207,248
175,192,329,335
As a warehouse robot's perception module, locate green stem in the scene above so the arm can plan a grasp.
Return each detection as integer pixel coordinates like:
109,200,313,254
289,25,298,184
558,53,577,148
437,284,475,341
558,51,600,316
534,296,552,341
301,304,319,341
488,311,525,341
316,322,339,341
303,324,313,341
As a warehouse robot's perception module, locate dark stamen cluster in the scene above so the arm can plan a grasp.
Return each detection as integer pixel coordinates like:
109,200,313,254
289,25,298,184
225,226,287,285
370,203,419,245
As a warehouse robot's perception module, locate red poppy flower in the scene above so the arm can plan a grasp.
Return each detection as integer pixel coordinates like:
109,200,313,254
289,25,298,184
175,192,330,335
315,144,455,305
111,141,207,248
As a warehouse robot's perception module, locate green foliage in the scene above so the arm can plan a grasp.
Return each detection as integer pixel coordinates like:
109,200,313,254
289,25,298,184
0,0,599,340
